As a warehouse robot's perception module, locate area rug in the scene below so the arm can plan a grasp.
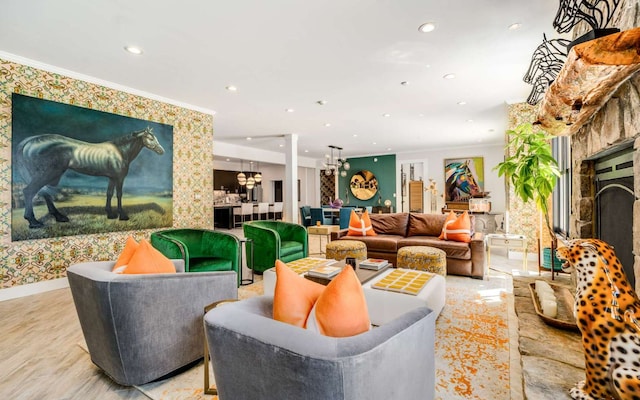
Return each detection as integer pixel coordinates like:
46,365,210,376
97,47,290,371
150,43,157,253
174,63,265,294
80,276,514,400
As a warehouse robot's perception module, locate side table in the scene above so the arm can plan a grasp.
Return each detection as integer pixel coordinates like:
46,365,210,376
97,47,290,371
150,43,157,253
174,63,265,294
486,233,528,271
307,225,339,255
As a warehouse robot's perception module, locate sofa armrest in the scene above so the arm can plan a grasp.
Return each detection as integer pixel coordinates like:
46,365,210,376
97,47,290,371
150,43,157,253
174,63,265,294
469,232,485,279
202,230,241,284
243,223,280,271
150,233,191,270
278,222,309,257
331,228,349,241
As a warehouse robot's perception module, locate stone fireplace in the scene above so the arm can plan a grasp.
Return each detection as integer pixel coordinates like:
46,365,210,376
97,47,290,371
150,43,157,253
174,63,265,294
570,74,640,293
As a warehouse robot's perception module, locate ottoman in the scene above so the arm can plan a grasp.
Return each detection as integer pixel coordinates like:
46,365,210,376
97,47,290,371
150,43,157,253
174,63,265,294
325,240,367,261
397,246,447,276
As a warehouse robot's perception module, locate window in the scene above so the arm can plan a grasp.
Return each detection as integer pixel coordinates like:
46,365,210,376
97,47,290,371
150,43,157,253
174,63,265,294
552,135,571,238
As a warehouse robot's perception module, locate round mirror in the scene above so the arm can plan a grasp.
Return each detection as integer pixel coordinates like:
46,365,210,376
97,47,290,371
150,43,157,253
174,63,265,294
350,170,378,200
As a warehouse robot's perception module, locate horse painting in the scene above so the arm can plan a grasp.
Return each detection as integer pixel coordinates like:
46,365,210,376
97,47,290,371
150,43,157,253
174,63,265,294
17,127,165,228
445,159,482,202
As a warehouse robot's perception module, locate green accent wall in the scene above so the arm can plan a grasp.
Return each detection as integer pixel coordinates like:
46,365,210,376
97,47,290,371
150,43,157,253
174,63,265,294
337,154,396,207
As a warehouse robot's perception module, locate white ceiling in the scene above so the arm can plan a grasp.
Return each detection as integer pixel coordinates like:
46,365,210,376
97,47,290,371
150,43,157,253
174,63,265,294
0,0,566,161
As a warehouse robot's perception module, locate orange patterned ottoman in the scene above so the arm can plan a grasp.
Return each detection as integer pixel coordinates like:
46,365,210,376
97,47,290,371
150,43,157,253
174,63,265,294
397,246,447,276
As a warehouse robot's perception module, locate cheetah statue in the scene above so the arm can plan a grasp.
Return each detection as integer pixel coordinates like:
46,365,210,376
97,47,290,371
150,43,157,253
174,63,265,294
556,238,640,400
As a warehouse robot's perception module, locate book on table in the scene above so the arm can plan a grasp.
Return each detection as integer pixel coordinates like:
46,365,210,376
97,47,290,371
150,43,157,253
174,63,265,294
306,263,341,278
359,258,389,270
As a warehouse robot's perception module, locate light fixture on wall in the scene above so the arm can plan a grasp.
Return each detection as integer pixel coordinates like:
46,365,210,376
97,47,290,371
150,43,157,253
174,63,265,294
324,145,350,177
237,160,246,186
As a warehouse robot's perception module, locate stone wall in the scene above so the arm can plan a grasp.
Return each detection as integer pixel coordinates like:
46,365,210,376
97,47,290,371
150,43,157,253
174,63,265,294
568,0,640,292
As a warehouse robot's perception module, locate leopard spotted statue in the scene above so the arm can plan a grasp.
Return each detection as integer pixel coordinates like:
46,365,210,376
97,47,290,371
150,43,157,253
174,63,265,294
556,238,640,400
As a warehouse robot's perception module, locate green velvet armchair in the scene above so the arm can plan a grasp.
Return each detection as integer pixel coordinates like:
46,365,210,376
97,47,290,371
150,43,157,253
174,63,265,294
243,221,308,273
150,229,241,286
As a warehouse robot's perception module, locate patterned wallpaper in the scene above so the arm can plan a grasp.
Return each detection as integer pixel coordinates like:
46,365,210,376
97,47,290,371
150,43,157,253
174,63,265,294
506,103,546,253
0,58,214,289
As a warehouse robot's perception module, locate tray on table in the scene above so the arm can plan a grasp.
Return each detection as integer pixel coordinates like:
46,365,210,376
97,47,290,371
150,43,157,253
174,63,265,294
528,282,579,332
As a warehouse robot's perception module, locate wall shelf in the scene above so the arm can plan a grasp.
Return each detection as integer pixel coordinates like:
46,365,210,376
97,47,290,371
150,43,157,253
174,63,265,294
535,27,640,136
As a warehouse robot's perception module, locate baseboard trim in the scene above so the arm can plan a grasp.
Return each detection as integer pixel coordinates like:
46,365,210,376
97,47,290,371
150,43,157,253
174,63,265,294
0,278,69,302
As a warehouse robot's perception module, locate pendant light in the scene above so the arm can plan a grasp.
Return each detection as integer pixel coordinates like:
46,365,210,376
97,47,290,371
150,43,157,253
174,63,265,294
254,162,262,183
246,162,256,189
237,160,246,186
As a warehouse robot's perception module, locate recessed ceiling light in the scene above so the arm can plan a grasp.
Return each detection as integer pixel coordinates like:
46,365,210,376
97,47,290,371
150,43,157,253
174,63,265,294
382,113,391,117
353,134,358,138
226,85,237,92
286,108,295,113
400,81,409,86
508,22,522,31
317,100,327,105
419,113,425,117
425,64,431,68
226,158,230,161
467,119,474,123
387,147,392,151
246,137,252,141
372,142,377,145
304,149,309,153
279,144,284,147
457,101,467,105
418,22,436,33
325,123,332,127
124,45,143,55
443,73,456,79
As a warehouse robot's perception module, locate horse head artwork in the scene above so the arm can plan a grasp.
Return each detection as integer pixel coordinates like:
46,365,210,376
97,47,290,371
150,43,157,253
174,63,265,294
17,126,165,228
445,160,481,202
522,34,570,85
553,0,620,33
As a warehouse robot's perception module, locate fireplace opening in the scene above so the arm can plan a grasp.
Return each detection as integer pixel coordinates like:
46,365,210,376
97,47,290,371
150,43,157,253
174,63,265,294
594,146,635,288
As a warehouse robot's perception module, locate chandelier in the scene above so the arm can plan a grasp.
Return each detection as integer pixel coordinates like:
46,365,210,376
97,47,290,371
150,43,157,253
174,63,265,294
324,145,350,177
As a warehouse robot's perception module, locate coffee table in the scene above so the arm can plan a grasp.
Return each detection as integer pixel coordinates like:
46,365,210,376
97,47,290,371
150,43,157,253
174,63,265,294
263,258,445,326
262,258,388,295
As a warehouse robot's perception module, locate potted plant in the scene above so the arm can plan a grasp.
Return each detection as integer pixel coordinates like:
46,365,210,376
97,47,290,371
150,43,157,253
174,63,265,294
494,122,561,273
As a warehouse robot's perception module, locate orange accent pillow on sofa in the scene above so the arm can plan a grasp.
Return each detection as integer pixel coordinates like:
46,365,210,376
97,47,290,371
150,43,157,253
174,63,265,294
439,211,472,243
306,266,371,337
347,210,377,237
273,260,325,328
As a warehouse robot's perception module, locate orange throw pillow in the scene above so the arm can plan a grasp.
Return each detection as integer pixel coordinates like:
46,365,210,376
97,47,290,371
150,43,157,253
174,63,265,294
123,239,177,274
273,260,325,328
306,266,371,337
346,210,377,237
113,236,139,273
439,211,472,243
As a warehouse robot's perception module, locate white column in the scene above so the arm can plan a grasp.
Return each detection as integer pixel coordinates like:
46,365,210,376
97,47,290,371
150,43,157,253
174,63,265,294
284,134,299,223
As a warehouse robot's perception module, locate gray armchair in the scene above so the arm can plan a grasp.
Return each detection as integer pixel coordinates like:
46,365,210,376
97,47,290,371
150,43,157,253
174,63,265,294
204,296,436,400
67,260,237,386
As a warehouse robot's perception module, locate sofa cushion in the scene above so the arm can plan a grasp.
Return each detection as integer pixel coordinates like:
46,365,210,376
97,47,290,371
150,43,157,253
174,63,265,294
439,211,471,243
407,213,447,237
369,213,409,236
280,241,304,257
347,210,377,237
398,237,472,260
341,234,403,253
273,260,325,328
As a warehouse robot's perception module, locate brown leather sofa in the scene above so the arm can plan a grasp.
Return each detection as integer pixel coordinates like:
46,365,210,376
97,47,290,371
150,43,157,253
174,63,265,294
331,212,485,279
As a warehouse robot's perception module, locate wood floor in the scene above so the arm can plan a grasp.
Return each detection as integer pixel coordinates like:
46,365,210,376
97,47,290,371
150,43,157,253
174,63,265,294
0,287,147,400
